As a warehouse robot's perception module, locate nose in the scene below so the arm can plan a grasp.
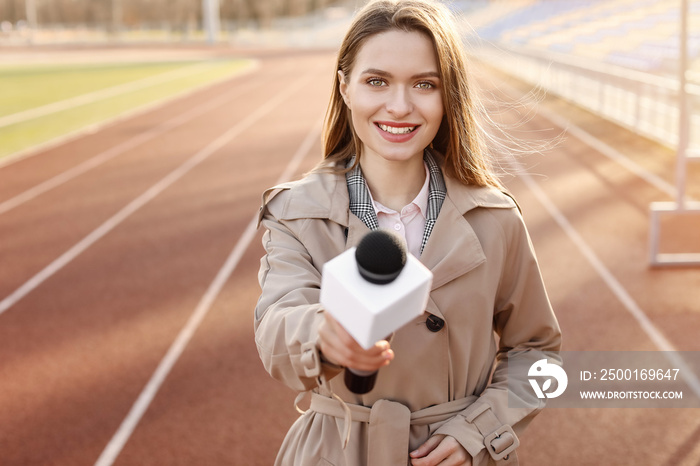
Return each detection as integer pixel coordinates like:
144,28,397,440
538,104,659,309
385,86,412,117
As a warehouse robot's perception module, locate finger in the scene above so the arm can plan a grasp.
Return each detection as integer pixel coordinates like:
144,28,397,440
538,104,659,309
347,339,393,370
326,314,388,355
410,434,443,459
319,314,394,371
338,343,393,372
412,436,469,466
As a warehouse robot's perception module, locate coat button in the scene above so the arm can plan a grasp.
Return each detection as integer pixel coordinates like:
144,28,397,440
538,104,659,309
426,315,444,332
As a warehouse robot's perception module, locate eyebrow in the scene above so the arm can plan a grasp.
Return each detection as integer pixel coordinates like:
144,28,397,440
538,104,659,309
360,68,440,80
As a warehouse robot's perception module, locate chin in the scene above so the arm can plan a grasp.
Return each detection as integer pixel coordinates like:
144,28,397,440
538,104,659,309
383,148,426,162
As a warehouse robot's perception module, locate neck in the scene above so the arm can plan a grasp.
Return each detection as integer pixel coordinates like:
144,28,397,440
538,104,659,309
360,153,426,212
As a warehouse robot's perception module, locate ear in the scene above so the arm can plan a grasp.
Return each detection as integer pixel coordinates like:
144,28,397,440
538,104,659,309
338,70,350,106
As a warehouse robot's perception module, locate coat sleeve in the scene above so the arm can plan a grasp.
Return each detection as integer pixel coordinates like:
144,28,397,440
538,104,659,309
254,191,342,393
435,207,562,464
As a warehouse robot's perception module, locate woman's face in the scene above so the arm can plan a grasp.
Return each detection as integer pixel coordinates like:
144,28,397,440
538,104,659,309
339,29,444,166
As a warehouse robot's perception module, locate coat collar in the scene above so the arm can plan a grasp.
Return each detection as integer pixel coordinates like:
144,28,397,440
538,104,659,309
259,165,517,314
258,171,351,228
260,167,514,227
345,150,446,255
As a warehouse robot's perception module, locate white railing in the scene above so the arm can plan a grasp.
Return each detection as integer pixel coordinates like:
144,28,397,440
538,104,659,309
471,42,700,267
471,43,700,155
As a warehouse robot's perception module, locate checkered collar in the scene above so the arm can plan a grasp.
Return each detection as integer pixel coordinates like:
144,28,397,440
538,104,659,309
345,150,446,255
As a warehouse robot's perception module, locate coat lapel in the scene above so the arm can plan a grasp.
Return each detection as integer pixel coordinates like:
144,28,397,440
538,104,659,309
344,166,491,300
345,212,371,249
260,165,516,325
420,190,487,291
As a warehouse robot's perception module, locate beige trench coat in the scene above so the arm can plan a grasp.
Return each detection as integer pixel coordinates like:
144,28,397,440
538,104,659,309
255,159,562,466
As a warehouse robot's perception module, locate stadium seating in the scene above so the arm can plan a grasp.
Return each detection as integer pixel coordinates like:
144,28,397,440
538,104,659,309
464,0,700,76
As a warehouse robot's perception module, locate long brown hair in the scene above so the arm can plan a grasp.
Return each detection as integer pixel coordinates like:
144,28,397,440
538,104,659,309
319,0,502,189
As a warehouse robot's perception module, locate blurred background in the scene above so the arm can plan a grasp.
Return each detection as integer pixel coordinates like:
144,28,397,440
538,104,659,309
1,1,699,465
2,0,699,155
3,0,698,218
0,0,352,44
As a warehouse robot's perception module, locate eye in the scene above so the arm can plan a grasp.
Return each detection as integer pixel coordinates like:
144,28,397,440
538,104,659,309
416,81,435,90
367,78,386,87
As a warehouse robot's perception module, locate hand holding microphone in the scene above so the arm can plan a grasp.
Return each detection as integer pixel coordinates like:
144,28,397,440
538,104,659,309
320,229,433,394
318,312,394,391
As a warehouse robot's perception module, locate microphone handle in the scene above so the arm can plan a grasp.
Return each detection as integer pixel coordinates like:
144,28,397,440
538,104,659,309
344,368,378,394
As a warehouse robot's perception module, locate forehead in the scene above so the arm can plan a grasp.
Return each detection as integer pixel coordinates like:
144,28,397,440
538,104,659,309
353,29,438,75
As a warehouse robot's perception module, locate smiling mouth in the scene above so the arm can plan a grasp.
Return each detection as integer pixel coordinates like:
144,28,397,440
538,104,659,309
376,123,418,135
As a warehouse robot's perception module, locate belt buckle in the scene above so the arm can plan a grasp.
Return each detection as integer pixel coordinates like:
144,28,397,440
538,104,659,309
484,425,519,461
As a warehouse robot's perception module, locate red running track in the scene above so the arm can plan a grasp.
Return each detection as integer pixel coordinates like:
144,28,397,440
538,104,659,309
0,47,699,465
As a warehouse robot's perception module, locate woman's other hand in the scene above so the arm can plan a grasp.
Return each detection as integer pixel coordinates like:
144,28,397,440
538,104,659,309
318,312,394,372
410,434,472,466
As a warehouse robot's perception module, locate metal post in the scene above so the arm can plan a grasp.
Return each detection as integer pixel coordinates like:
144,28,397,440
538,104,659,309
111,0,123,38
202,0,220,44
676,0,689,208
25,0,37,42
634,81,642,128
647,0,700,267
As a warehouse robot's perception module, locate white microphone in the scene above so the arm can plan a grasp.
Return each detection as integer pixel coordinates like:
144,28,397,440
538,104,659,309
320,229,433,393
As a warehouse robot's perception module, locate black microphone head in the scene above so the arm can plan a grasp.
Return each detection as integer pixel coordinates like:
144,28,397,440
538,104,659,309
355,230,407,285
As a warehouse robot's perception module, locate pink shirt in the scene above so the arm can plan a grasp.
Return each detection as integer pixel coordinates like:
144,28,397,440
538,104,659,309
369,163,430,258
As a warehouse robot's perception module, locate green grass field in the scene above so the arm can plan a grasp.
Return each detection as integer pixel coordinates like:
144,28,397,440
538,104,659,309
0,58,253,160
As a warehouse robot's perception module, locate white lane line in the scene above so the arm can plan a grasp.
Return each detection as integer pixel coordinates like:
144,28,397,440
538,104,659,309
493,74,700,396
519,170,676,352
494,77,700,392
495,83,678,199
533,104,678,199
0,71,313,317
0,61,223,128
0,60,259,170
519,169,700,399
0,60,259,169
0,63,260,216
94,118,323,466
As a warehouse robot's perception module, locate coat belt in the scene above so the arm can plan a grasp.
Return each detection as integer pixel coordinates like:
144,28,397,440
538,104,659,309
308,393,478,465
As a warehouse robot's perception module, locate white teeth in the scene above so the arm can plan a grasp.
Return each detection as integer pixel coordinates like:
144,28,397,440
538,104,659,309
378,124,416,135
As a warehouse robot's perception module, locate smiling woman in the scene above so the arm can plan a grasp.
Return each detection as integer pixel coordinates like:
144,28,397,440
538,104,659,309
337,29,444,211
254,0,562,465
0,58,253,160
